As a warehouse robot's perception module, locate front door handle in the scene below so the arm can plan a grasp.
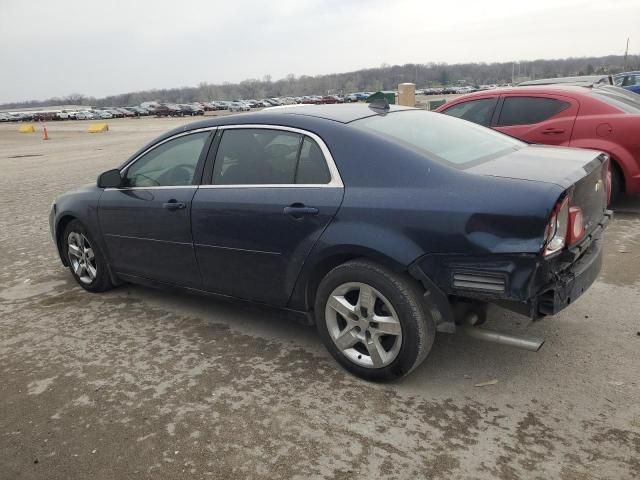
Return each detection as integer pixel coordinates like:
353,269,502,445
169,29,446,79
283,203,319,218
542,128,565,134
163,200,186,210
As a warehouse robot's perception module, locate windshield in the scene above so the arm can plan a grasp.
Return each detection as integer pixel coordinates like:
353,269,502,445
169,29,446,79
352,109,524,167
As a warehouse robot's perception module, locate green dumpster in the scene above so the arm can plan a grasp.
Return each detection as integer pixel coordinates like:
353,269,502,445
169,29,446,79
366,91,396,104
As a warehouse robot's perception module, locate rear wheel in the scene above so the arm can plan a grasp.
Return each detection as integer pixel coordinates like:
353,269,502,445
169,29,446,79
63,220,114,293
611,161,624,204
315,259,435,381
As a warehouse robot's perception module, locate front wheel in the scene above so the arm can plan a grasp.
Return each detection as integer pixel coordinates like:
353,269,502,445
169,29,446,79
315,259,435,381
63,220,114,293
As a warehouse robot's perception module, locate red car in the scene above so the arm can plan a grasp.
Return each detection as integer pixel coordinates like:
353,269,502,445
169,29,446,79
435,85,640,200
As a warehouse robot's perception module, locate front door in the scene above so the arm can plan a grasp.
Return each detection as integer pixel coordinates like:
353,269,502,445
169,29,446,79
191,127,344,306
98,130,212,287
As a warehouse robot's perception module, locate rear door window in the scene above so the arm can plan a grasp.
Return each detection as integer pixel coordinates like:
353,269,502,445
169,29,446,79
211,129,333,185
497,97,570,126
442,98,498,127
213,129,301,185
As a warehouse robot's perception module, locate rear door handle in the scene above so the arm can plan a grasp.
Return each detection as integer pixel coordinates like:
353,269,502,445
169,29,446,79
542,128,565,134
163,200,186,210
283,204,319,218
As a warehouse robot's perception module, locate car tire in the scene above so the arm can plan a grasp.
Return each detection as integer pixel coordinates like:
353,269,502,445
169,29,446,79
610,162,624,204
63,220,114,293
315,259,435,381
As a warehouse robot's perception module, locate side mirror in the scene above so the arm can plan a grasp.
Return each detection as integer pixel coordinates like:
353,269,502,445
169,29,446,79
97,168,123,188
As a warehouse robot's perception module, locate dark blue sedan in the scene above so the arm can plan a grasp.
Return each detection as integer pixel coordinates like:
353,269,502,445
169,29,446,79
50,104,611,380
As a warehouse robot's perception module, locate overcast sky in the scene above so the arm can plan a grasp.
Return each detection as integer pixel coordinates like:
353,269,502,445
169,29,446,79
0,0,637,103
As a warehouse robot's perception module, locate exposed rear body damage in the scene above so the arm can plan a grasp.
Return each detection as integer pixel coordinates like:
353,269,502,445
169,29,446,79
411,145,611,321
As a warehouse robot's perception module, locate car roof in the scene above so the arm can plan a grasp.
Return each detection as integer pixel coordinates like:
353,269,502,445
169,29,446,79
255,103,414,123
450,85,594,99
169,104,415,130
517,75,612,87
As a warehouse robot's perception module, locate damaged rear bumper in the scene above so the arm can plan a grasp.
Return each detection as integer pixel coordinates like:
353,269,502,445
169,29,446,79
535,236,603,315
411,212,611,320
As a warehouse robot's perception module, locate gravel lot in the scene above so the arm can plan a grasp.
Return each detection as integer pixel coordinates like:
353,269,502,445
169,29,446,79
1,116,639,480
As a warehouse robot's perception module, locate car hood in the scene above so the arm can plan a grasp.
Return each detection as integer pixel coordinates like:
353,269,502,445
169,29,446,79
55,183,98,201
466,145,604,189
71,183,98,194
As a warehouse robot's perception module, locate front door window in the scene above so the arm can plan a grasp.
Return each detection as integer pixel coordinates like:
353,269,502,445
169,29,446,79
125,132,209,187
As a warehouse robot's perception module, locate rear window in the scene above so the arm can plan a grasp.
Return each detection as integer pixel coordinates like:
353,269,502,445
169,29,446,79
590,86,640,113
352,110,523,167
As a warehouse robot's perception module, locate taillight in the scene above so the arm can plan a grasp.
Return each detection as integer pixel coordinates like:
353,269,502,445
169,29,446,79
543,197,569,256
543,197,585,256
568,206,585,245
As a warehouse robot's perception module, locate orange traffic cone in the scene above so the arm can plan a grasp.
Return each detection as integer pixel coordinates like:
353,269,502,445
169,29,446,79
43,126,49,140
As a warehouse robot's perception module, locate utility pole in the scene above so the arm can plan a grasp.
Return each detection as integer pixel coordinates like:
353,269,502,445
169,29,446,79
623,37,629,71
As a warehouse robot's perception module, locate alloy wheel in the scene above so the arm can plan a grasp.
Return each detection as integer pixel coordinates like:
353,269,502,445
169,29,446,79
67,232,97,285
325,282,403,368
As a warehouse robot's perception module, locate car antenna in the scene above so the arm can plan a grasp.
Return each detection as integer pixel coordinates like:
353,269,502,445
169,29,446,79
368,98,390,112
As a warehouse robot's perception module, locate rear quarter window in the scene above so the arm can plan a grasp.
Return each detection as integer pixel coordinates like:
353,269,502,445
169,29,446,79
497,96,570,126
296,137,331,184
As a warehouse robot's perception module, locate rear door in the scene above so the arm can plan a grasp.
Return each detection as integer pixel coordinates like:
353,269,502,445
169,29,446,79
191,126,344,306
492,94,579,146
98,129,214,288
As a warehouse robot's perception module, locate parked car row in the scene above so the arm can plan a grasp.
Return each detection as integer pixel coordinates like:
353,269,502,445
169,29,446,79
145,103,206,117
0,112,38,122
2,94,377,123
0,103,207,122
418,85,510,95
223,95,351,108
54,107,151,120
